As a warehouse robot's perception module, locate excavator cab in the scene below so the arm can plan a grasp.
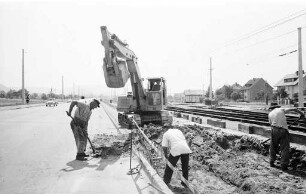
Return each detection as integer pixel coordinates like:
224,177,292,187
146,77,167,111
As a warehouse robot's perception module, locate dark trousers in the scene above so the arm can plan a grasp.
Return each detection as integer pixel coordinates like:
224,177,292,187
163,153,189,184
70,118,88,154
270,126,290,167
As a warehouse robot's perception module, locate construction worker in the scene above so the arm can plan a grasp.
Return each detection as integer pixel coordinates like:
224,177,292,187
162,124,192,188
66,99,100,161
268,105,304,170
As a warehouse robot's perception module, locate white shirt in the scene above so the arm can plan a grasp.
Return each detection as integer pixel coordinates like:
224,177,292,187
74,102,92,122
162,128,192,157
268,108,288,129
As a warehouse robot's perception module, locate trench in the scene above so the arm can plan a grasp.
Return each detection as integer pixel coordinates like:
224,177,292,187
92,104,306,193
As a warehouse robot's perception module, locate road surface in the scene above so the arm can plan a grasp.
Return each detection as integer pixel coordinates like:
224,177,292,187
0,102,157,194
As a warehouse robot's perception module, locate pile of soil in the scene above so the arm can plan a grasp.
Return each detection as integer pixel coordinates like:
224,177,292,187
138,123,306,194
91,133,131,157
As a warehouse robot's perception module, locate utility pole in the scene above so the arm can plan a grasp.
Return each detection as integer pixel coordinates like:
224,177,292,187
73,83,75,99
62,76,64,98
22,49,25,104
298,27,304,107
209,57,213,99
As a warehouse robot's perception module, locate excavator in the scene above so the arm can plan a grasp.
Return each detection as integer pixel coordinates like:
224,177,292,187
100,26,173,126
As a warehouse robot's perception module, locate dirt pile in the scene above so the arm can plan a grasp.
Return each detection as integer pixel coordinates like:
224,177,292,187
91,133,131,157
139,123,306,194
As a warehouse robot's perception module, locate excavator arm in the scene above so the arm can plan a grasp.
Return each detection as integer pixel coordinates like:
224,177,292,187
100,26,146,111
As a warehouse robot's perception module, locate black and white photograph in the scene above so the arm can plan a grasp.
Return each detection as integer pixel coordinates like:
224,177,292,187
1,0,306,193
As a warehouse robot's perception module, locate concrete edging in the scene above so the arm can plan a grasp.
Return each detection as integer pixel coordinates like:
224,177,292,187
132,148,173,194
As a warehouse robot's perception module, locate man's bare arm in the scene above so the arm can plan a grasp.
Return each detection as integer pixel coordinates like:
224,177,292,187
284,108,305,118
67,101,78,116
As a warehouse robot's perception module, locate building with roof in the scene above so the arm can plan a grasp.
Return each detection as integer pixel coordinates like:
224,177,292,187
274,72,306,98
232,82,242,92
184,90,204,103
241,78,273,101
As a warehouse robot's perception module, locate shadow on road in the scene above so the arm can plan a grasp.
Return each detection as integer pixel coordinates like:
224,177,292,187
96,155,121,171
61,159,99,172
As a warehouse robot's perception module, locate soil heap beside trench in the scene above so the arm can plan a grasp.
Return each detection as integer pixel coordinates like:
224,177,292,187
140,123,306,194
90,123,306,194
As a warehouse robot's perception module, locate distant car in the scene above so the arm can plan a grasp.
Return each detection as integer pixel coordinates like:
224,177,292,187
46,98,58,106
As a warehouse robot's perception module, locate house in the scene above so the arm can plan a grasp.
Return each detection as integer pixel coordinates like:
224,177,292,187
274,72,306,98
241,78,273,101
184,90,204,103
232,82,242,93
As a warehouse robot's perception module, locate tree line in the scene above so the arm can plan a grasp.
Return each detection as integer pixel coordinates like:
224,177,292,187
214,85,289,102
0,89,79,100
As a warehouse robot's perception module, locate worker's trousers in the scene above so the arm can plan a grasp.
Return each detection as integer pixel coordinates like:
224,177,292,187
70,118,88,154
163,153,189,184
270,126,290,167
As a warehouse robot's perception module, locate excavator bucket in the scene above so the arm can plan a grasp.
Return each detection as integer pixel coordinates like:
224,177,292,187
102,59,130,88
101,26,130,88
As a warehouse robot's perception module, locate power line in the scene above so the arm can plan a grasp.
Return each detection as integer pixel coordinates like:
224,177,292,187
212,8,306,53
246,42,306,65
226,9,306,46
234,29,296,52
218,26,306,58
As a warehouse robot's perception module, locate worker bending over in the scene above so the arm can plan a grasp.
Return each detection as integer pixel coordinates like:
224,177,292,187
162,124,192,187
268,106,304,171
67,99,100,161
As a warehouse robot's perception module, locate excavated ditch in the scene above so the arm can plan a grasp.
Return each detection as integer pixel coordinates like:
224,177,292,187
91,123,306,194
141,123,306,194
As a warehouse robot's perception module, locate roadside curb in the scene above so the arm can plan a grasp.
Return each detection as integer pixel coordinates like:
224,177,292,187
132,148,173,194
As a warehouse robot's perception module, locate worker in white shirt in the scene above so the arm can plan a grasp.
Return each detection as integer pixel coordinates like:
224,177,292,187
268,106,304,171
162,125,192,187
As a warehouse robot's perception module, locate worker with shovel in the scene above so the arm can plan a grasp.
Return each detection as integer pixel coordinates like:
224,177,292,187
268,105,305,171
162,124,192,188
66,99,100,161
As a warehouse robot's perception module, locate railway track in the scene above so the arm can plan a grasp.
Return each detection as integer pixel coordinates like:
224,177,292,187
166,105,306,133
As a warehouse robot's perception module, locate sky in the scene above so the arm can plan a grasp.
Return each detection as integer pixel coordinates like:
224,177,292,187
0,0,306,96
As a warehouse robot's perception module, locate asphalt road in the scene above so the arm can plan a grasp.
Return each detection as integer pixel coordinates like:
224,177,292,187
0,102,156,194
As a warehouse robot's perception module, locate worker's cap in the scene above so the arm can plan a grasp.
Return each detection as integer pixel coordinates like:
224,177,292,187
92,99,100,107
268,105,281,110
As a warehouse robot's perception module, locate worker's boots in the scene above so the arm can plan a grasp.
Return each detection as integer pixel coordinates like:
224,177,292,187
76,153,88,161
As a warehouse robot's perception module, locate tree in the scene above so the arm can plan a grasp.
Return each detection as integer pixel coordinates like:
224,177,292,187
224,85,233,99
31,93,39,99
215,88,223,96
0,90,6,98
231,92,241,101
215,87,224,101
6,90,17,98
276,87,288,99
41,93,48,100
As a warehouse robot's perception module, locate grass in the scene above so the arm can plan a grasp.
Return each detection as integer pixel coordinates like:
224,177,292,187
0,98,46,107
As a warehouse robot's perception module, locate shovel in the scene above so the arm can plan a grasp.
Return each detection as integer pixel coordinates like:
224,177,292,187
66,111,100,157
